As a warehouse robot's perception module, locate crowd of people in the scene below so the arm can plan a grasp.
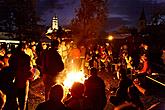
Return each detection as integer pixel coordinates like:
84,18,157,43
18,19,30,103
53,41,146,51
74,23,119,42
0,38,164,110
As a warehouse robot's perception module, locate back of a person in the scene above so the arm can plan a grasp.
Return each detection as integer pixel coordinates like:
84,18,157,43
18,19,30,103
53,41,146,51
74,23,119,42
66,96,92,110
45,48,64,76
80,46,86,58
84,73,107,110
36,100,68,110
85,75,105,96
15,51,31,88
69,48,81,59
0,66,15,94
36,84,69,110
65,82,92,110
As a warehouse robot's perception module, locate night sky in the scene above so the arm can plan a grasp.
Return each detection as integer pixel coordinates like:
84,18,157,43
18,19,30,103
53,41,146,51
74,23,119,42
37,0,165,31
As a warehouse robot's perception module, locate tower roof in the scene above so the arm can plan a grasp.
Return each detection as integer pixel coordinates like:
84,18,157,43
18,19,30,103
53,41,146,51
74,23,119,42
139,8,146,21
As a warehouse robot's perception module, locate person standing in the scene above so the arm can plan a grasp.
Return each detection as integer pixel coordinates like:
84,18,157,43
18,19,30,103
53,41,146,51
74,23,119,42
43,39,64,101
68,44,81,71
9,43,33,110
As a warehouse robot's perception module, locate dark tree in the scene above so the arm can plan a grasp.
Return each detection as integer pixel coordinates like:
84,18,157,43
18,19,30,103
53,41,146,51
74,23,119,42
70,0,108,42
0,0,42,40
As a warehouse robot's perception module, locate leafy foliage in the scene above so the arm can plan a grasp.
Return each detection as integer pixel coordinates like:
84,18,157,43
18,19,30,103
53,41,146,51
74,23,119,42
70,0,108,41
0,0,42,40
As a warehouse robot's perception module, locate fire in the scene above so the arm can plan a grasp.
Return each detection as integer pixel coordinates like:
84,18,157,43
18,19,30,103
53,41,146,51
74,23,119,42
63,71,86,89
56,70,87,96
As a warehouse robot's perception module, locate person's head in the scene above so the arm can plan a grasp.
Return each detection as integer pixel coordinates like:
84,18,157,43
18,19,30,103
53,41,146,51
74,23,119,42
0,90,6,110
31,41,36,46
140,54,147,62
61,41,65,45
16,42,26,52
0,60,4,70
119,68,127,79
123,45,128,50
70,82,84,98
72,44,77,48
51,39,59,48
49,84,64,102
161,49,165,64
31,43,36,51
90,67,98,76
42,42,47,50
3,53,11,67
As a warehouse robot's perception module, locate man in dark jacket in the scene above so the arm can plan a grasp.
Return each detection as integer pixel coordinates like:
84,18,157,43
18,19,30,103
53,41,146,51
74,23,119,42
43,39,64,101
9,43,32,110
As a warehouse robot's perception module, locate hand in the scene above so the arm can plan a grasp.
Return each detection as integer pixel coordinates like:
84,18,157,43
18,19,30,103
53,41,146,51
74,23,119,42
133,78,140,86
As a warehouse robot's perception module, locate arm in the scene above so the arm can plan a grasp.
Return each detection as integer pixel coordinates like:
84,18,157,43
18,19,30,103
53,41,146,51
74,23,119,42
133,79,146,95
138,61,148,74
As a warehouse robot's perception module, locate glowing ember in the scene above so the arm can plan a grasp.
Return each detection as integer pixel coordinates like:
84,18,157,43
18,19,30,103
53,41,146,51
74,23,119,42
63,71,86,89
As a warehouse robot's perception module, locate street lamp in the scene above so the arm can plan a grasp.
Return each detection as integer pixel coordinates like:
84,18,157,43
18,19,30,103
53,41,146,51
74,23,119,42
108,35,113,41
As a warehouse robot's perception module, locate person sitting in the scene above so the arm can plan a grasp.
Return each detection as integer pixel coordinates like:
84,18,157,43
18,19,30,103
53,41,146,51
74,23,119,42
135,54,151,88
136,54,150,75
64,82,92,110
36,84,69,110
127,85,144,110
43,39,64,101
110,68,132,106
84,68,107,110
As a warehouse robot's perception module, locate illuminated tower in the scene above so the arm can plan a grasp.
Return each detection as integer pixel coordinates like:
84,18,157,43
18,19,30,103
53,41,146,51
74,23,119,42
52,16,58,30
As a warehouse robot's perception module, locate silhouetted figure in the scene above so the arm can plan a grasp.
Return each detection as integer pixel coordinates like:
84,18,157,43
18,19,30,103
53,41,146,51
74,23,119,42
135,54,150,89
68,44,81,71
64,82,92,110
36,84,68,110
110,68,132,106
136,54,150,75
43,39,64,101
128,85,144,109
84,68,107,110
9,43,32,110
36,42,48,77
0,66,18,110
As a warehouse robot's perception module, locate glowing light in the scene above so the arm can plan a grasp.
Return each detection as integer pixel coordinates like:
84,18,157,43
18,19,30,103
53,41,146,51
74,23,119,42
63,71,86,89
0,40,20,44
108,35,113,41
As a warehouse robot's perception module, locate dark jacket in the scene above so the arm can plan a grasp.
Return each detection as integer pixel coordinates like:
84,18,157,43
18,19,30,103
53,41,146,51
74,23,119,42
36,100,69,110
44,48,64,76
84,75,107,110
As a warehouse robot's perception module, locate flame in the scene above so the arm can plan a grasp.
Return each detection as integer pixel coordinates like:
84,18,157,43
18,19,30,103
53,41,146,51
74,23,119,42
63,71,86,89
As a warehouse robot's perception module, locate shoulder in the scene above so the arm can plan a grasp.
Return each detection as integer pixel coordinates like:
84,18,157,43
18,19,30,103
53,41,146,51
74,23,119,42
24,53,31,60
85,76,105,86
36,102,47,110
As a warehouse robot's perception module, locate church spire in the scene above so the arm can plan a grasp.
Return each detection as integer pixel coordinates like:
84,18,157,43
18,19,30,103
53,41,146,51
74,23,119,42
139,8,146,21
138,8,147,33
